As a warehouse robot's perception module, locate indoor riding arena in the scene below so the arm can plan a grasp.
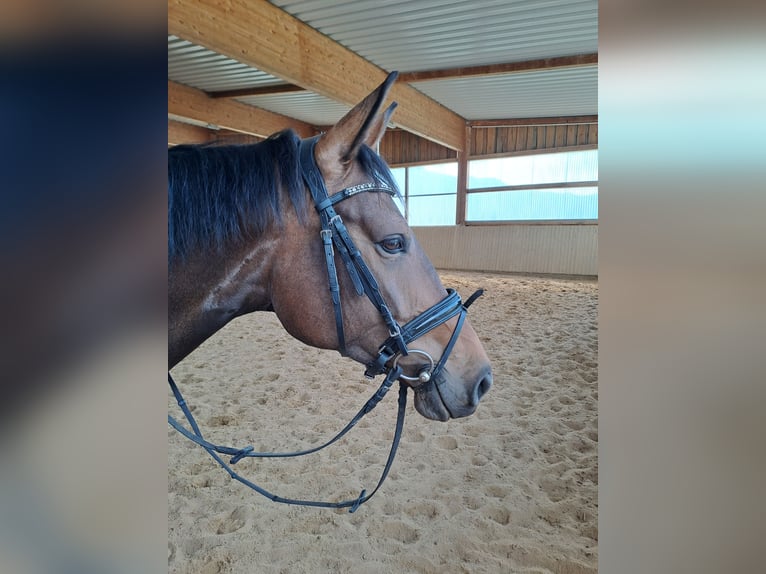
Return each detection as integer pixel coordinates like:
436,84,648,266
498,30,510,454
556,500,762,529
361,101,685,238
169,2,598,573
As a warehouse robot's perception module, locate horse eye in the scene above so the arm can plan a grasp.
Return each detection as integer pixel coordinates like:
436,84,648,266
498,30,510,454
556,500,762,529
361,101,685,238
379,235,405,254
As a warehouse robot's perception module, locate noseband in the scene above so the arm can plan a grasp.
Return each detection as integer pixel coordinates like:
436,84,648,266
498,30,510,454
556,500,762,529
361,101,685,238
168,136,484,512
299,135,483,386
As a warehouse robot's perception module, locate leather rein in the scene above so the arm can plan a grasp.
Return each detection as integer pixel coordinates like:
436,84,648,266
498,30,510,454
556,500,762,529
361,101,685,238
168,135,483,511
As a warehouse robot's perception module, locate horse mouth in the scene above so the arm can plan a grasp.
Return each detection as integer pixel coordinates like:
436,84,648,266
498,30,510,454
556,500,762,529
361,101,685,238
413,391,452,421
410,377,475,422
407,367,491,421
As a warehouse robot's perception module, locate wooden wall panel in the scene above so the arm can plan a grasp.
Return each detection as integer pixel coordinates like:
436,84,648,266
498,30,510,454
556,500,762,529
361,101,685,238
577,124,590,145
170,120,597,162
168,120,213,146
525,127,537,149
469,122,598,157
380,120,597,165
567,124,577,146
168,124,264,147
380,128,457,166
211,130,264,145
545,126,556,149
413,224,598,276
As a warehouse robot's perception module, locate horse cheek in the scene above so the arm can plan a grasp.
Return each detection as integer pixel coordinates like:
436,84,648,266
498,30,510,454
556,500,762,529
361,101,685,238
271,276,335,351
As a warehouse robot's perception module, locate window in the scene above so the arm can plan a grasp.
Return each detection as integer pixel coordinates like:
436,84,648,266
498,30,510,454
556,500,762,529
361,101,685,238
390,163,457,226
389,167,407,218
466,149,598,222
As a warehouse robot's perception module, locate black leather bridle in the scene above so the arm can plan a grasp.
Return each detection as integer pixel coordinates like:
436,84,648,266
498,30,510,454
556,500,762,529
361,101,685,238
167,136,484,512
299,135,484,388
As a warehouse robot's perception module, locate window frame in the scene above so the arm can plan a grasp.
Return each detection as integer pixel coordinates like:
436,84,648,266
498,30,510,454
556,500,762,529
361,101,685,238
390,159,458,227
389,145,598,226
465,146,598,225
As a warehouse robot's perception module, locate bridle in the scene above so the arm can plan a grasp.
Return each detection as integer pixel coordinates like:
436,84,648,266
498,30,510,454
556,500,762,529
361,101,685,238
300,135,483,386
167,135,483,512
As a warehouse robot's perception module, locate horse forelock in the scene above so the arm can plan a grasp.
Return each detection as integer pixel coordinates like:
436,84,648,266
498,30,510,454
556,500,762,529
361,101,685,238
357,144,402,200
168,130,307,260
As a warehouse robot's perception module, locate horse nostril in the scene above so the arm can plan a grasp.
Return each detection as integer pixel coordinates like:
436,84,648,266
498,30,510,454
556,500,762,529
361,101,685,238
471,371,493,406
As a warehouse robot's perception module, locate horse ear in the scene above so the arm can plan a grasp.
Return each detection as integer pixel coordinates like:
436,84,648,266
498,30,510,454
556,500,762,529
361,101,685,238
364,101,398,153
315,71,398,175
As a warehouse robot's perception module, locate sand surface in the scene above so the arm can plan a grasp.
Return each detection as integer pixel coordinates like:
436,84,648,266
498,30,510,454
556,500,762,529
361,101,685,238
169,271,598,573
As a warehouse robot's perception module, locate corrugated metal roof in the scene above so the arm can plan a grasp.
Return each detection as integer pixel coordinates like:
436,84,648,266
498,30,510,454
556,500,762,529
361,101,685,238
235,92,352,126
270,0,597,72
412,65,598,120
168,35,286,92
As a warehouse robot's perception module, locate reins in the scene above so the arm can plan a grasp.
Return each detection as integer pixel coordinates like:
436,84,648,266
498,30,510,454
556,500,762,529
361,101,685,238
168,135,484,511
168,367,405,512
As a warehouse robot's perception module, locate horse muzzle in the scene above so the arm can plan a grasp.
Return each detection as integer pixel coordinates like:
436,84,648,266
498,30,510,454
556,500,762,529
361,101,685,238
410,366,493,421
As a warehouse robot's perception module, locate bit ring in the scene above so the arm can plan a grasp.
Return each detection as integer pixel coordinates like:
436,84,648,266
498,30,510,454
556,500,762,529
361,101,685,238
393,349,435,383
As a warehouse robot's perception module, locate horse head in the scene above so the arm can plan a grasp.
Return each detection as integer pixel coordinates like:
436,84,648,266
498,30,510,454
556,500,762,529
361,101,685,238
270,73,492,421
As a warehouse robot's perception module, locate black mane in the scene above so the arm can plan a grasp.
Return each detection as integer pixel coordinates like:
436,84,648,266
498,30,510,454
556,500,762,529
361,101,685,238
168,130,400,260
168,130,304,260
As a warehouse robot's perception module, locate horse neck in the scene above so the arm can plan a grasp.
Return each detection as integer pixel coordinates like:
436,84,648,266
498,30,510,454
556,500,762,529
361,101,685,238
168,234,280,368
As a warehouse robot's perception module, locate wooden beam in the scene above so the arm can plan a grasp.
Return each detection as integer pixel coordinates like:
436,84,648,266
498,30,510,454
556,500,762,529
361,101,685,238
168,80,315,138
399,54,598,83
168,0,466,151
168,119,213,145
469,115,598,128
213,129,265,144
209,84,305,99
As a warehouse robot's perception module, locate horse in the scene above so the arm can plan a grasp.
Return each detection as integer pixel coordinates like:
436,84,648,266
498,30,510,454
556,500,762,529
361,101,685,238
168,74,492,508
